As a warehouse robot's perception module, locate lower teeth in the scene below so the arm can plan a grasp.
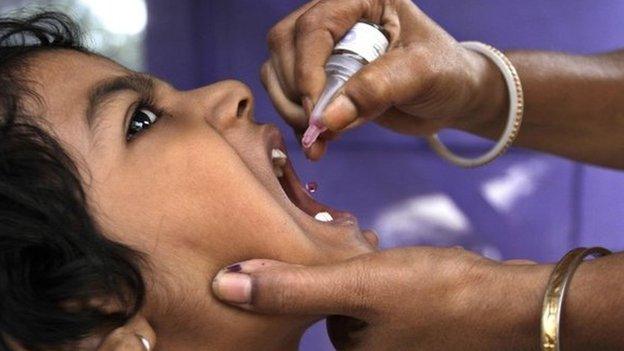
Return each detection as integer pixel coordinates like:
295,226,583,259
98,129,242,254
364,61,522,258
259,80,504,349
314,211,333,222
273,165,284,178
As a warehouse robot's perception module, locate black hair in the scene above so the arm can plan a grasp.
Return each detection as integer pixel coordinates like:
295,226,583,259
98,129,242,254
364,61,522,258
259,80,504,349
0,11,146,350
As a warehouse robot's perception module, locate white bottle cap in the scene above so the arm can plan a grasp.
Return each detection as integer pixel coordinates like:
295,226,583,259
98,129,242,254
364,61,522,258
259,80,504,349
334,22,389,63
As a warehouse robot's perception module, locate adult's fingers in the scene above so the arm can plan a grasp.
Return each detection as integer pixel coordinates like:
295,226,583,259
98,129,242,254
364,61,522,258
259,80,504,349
304,128,344,161
261,61,307,130
321,48,429,132
305,137,328,160
262,62,340,161
269,52,298,103
294,0,384,101
267,0,323,101
503,259,538,266
211,258,376,318
375,107,450,136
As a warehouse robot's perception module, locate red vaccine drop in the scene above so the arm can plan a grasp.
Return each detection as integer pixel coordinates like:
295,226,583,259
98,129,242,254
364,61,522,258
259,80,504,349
306,181,318,193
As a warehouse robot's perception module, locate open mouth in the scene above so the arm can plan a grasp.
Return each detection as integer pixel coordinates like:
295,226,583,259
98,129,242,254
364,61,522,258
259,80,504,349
266,131,356,226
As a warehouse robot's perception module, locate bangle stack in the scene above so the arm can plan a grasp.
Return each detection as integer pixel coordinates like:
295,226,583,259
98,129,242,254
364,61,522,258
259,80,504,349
541,247,612,351
427,41,524,168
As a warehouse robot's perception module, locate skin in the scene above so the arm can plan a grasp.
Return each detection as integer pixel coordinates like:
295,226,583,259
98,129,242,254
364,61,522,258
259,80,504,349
211,0,624,350
214,249,624,351
262,0,624,168
20,50,378,350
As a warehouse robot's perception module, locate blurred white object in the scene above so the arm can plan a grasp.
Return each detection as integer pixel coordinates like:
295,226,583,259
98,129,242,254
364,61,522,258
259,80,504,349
374,193,502,260
481,159,547,213
79,0,147,35
374,193,472,246
1,0,147,70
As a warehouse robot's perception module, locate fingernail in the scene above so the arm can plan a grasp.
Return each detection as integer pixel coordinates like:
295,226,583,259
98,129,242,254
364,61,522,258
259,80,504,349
324,95,357,131
212,273,252,304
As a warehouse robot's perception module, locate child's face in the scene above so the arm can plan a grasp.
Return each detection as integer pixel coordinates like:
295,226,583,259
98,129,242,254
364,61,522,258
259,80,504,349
26,49,376,347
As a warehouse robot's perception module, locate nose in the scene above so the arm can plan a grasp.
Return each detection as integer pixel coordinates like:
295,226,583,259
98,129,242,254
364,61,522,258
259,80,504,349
182,80,254,130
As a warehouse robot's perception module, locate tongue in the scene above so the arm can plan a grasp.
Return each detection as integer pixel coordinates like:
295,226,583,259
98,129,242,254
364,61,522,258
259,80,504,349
279,165,326,216
279,159,354,223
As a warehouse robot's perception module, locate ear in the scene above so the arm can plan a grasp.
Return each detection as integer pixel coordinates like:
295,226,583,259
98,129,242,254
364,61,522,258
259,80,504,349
96,315,156,351
2,316,155,351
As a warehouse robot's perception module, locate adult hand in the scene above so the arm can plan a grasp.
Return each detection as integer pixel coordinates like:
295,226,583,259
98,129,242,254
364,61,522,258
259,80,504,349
212,247,548,351
262,0,505,160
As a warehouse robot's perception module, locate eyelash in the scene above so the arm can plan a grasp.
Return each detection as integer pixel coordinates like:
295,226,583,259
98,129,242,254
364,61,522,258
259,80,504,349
126,97,167,141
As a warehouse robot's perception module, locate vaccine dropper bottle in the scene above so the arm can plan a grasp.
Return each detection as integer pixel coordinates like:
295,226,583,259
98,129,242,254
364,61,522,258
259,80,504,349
301,21,390,148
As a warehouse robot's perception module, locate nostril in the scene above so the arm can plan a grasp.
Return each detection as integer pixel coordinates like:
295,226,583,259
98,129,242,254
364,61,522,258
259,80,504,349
236,98,249,119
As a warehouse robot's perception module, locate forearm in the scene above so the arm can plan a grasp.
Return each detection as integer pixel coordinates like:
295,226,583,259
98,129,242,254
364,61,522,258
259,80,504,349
474,253,624,351
458,50,624,169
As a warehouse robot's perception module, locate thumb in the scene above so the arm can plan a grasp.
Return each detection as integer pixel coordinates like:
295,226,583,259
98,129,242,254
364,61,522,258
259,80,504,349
211,258,373,318
321,50,424,132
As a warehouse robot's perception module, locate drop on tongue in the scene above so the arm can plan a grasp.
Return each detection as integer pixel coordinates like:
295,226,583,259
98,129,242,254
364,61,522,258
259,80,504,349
306,181,318,194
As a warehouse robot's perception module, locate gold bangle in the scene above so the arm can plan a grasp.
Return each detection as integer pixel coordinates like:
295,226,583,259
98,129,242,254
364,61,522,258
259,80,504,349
541,247,612,351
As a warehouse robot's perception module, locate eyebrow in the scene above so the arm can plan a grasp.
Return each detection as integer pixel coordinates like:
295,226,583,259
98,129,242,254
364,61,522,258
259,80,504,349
85,73,155,131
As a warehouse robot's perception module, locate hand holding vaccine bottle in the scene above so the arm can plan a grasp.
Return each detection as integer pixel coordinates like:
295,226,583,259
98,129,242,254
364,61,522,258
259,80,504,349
261,0,505,160
301,21,389,148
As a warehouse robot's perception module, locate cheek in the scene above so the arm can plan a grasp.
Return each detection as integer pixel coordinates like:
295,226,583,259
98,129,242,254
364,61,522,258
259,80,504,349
92,134,307,267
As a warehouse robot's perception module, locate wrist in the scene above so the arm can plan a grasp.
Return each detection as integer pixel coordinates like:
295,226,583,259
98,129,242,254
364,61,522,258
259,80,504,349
459,262,552,351
452,48,510,133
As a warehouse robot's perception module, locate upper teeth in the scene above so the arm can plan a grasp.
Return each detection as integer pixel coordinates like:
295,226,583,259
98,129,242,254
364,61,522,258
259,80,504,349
314,211,334,222
272,149,287,164
271,149,287,177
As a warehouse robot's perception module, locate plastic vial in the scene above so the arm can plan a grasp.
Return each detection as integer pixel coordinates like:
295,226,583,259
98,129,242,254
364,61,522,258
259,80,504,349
301,21,390,148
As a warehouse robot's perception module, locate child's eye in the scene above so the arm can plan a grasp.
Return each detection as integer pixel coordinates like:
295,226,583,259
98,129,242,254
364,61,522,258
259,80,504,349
127,107,159,141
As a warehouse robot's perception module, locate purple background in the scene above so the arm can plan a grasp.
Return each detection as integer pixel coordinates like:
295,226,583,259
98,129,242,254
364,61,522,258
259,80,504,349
145,1,624,349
